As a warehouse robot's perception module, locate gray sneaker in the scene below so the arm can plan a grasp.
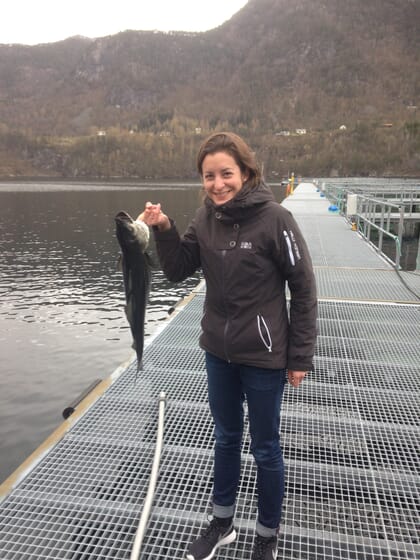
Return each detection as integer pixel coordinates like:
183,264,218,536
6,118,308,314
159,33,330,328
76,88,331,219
186,517,236,560
251,534,278,560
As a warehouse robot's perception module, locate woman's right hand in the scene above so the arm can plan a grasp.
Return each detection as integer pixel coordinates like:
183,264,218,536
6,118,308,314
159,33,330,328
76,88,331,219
137,202,171,231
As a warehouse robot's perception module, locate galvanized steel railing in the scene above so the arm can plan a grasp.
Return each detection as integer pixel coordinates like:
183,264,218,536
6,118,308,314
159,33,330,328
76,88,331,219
353,195,405,269
321,182,420,269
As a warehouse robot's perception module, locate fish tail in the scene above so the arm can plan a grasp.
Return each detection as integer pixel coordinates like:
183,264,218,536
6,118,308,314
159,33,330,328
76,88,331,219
134,358,143,384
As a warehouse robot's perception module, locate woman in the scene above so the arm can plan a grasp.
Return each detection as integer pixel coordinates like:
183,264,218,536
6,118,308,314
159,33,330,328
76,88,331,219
139,132,317,560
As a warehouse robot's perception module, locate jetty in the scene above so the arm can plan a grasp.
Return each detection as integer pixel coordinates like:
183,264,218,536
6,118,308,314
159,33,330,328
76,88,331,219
0,183,419,559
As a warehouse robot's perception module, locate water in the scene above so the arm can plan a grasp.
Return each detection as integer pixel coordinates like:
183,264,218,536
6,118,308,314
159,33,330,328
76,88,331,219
0,181,208,483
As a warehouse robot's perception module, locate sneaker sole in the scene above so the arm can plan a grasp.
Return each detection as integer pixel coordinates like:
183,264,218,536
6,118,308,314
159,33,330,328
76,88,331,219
185,528,237,560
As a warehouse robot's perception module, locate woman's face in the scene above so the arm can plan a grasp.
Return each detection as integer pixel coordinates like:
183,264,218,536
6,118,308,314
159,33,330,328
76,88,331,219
202,151,248,205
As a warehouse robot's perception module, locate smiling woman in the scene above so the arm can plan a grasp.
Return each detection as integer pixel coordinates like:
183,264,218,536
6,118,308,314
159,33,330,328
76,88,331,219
1,0,248,45
197,131,262,205
138,131,317,560
201,152,247,205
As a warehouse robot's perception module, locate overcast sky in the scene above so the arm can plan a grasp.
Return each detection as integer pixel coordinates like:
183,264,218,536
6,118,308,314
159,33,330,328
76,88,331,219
0,1,248,45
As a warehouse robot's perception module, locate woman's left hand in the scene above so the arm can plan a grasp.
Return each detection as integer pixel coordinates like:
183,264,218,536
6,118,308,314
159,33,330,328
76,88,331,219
288,370,307,388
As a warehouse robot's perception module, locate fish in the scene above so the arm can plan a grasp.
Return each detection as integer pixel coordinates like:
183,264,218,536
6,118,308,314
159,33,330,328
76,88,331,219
115,211,152,377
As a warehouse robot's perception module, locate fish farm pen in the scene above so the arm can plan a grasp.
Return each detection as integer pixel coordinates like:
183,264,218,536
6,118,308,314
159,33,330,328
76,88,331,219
0,183,419,559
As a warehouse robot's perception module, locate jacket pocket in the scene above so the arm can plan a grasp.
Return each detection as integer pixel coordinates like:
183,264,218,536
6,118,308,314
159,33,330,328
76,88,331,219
257,314,273,353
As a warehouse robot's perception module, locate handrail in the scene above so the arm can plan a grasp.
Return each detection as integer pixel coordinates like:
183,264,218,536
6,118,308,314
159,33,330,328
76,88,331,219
323,183,420,214
130,392,167,560
321,180,420,270
354,212,402,269
355,195,404,269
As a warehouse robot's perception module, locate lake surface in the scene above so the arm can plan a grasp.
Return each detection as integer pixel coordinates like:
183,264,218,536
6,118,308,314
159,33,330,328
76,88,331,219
0,181,207,482
0,179,417,483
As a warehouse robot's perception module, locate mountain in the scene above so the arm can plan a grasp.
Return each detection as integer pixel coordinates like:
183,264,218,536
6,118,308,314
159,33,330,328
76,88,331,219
0,0,419,178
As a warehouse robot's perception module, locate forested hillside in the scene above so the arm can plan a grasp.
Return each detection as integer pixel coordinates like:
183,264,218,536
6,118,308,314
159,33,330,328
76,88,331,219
0,0,419,178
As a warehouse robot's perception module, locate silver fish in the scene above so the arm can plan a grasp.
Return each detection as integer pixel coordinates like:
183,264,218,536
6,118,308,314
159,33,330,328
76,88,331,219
115,211,151,377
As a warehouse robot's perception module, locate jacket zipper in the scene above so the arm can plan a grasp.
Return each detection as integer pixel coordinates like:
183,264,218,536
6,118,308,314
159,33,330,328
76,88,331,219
221,249,231,362
223,320,231,362
257,314,273,353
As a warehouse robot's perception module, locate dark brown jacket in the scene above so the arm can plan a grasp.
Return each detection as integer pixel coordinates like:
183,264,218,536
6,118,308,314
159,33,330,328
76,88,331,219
154,182,317,371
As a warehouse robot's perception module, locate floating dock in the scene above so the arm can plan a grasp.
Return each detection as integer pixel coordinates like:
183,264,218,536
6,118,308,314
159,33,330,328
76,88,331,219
0,183,419,559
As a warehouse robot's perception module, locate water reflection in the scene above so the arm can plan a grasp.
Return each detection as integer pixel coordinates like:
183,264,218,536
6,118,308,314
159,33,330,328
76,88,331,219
0,183,204,482
1,186,203,327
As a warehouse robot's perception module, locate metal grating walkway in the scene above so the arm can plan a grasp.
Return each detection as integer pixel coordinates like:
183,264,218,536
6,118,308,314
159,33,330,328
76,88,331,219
1,184,419,559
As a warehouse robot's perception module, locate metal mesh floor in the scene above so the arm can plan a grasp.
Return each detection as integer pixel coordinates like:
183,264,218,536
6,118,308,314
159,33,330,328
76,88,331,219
314,267,420,302
1,184,419,560
0,293,419,559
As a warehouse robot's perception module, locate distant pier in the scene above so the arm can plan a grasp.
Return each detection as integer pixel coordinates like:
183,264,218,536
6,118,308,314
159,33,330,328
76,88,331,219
0,183,419,560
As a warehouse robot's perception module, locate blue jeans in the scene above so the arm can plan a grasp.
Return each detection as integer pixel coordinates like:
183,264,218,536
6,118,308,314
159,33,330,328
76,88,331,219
206,351,287,535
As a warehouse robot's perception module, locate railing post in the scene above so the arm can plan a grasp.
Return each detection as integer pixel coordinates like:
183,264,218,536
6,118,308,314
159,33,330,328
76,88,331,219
367,199,372,243
379,206,385,254
395,205,404,270
416,232,420,271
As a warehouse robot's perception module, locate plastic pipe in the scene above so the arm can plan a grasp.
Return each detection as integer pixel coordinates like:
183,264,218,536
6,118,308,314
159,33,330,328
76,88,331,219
62,379,102,419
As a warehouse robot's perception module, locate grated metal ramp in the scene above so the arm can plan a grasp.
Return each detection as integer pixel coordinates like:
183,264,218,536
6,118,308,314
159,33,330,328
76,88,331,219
1,185,419,560
283,184,420,303
313,267,420,302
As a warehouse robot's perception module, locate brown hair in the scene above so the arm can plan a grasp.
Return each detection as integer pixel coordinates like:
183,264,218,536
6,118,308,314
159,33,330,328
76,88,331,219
196,132,262,188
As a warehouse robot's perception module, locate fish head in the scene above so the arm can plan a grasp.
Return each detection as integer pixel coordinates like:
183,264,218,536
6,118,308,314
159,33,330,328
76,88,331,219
115,211,150,252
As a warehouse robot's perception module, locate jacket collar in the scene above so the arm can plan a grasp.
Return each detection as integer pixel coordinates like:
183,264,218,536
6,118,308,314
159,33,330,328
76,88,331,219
204,181,274,223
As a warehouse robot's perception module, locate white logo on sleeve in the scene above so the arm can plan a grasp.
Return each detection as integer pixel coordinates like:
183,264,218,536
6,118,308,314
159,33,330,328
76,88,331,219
283,229,302,265
289,229,301,260
283,231,295,265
